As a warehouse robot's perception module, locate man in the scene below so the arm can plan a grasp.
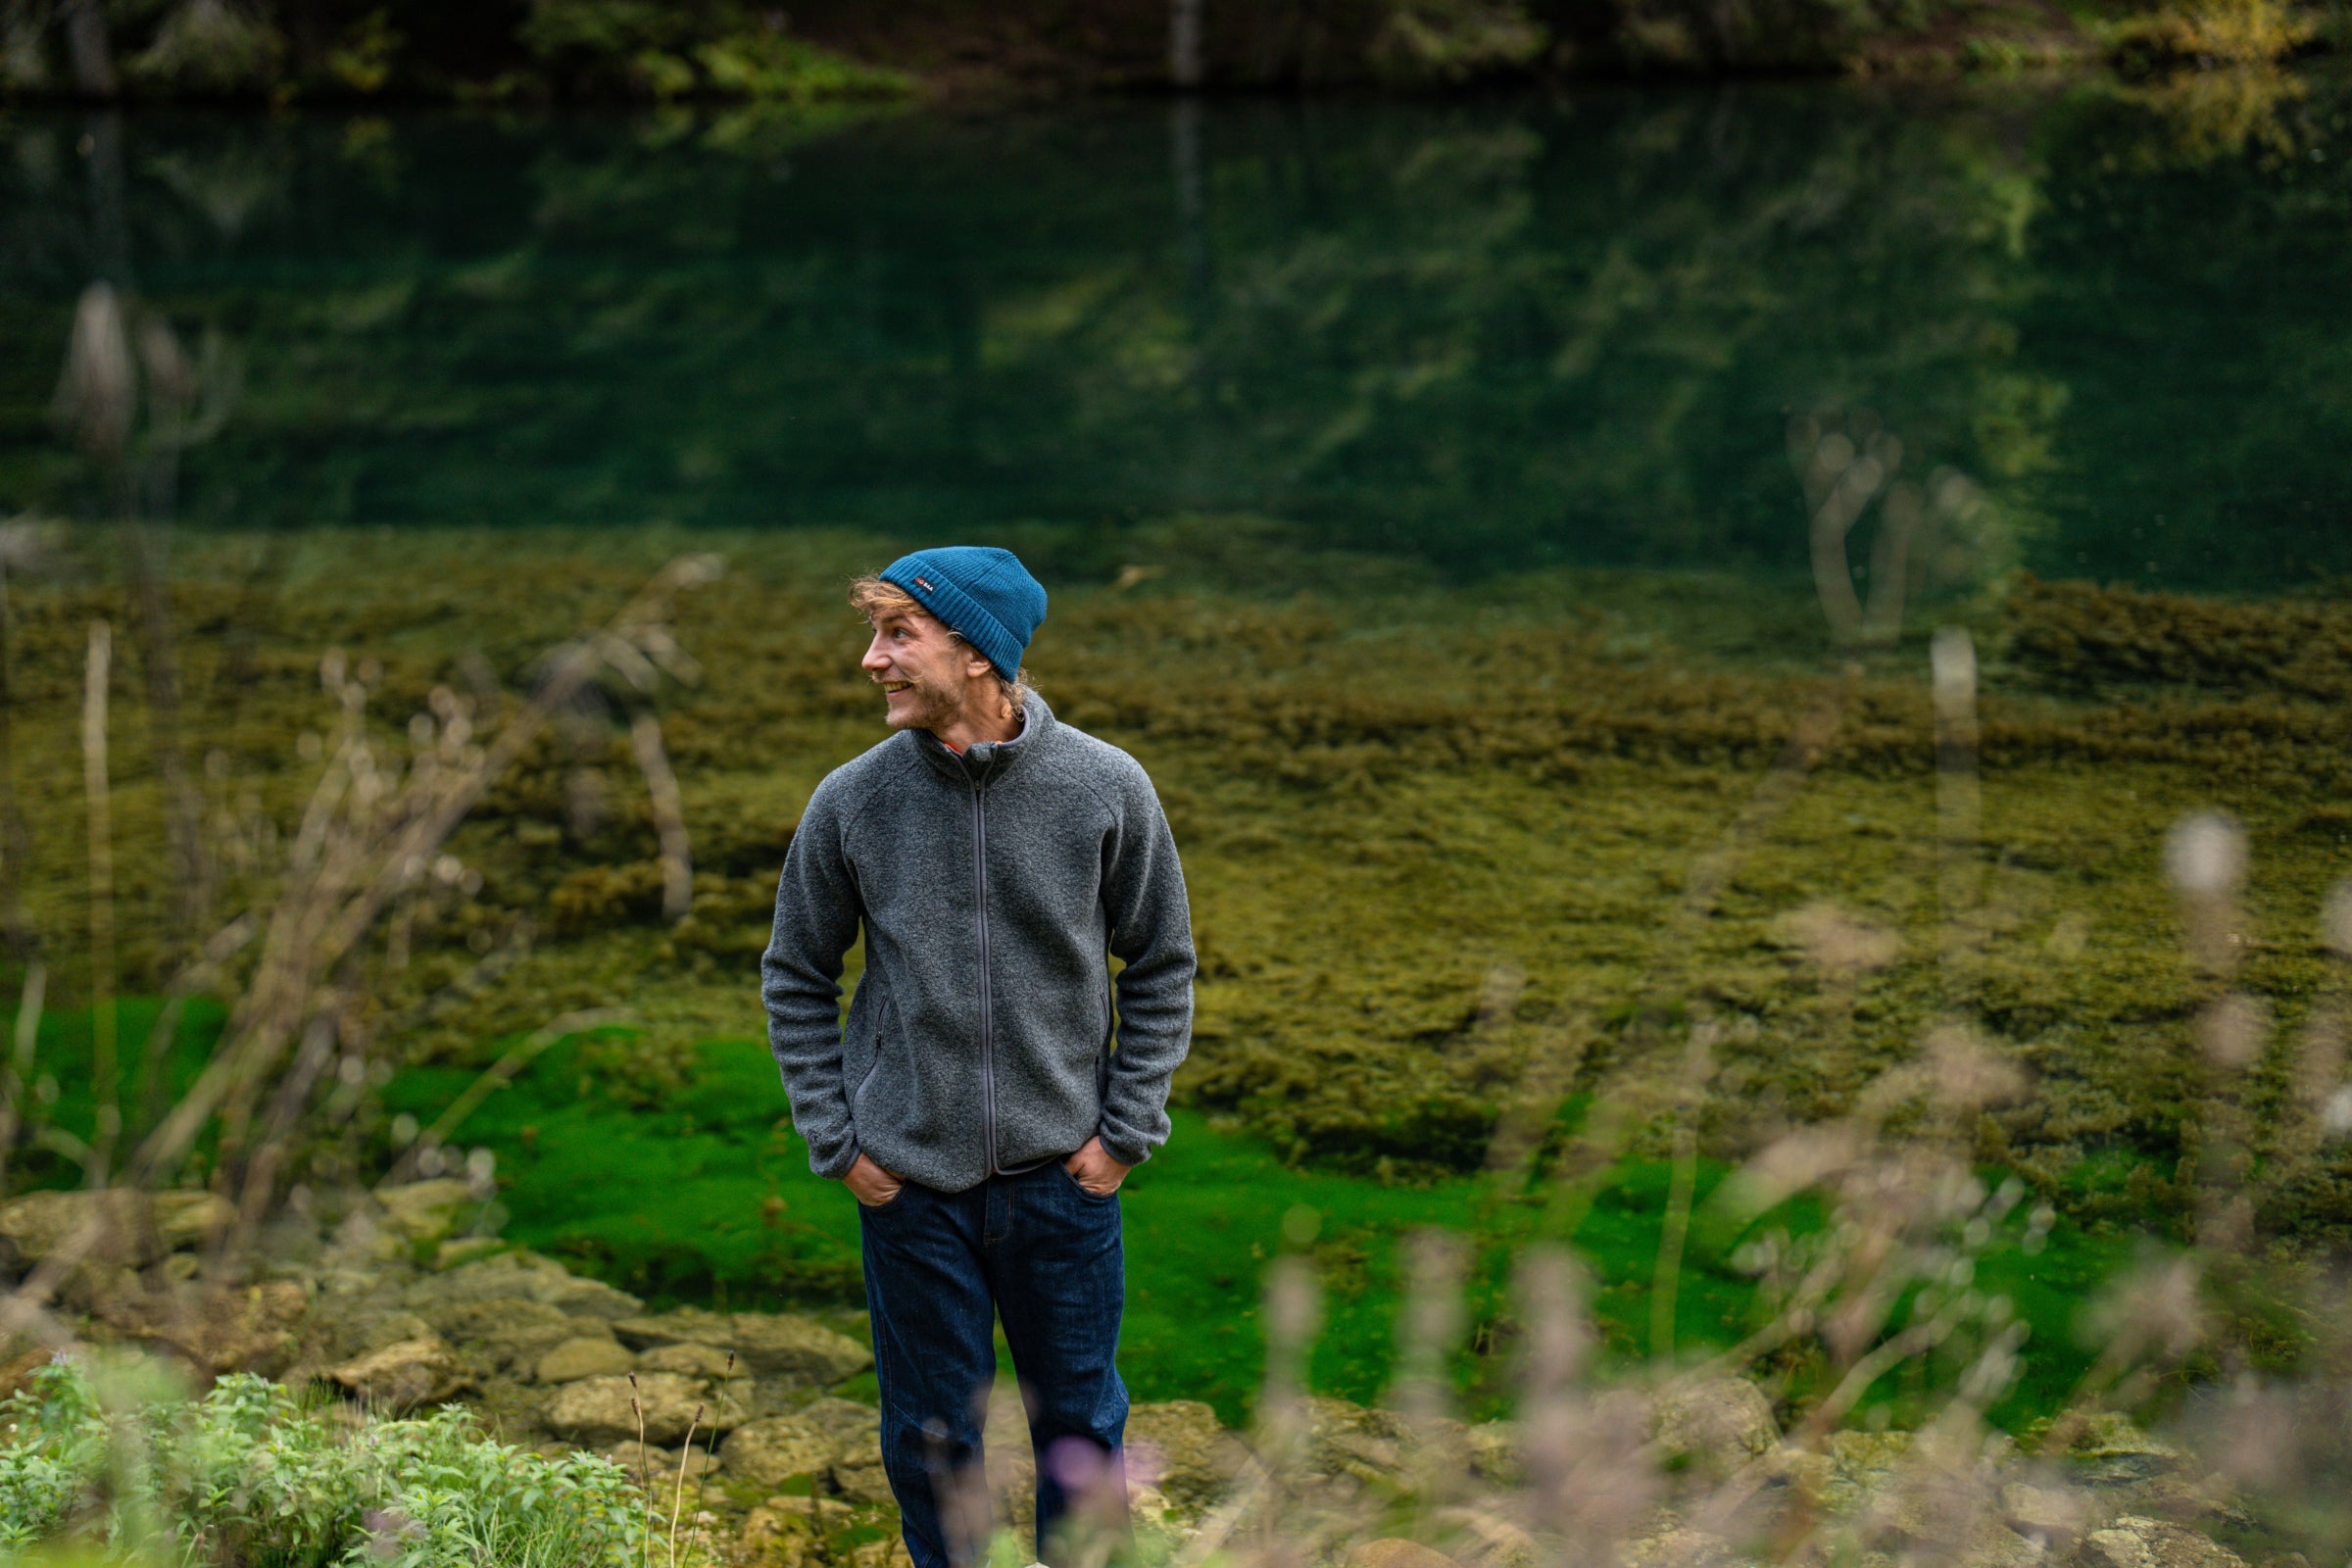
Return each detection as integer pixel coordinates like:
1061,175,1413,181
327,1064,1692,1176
761,546,1196,1568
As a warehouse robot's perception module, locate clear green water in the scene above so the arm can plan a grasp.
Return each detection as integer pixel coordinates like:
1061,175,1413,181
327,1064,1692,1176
3,75,2350,592
1,81,2339,1431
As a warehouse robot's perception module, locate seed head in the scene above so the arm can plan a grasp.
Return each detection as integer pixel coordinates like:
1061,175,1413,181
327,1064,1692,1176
2166,811,2246,899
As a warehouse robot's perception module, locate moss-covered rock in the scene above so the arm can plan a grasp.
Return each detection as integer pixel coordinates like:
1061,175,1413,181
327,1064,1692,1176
330,1335,473,1409
544,1369,749,1446
2071,1516,2248,1568
0,1190,232,1267
540,1335,637,1383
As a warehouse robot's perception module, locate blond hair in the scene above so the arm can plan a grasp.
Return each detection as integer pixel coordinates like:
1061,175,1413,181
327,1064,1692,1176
850,574,1036,710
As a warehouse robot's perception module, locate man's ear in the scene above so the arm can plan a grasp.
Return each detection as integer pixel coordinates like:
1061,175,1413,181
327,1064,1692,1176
964,648,997,681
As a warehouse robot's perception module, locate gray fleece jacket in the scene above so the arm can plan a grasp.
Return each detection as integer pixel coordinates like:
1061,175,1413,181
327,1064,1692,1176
760,693,1196,1194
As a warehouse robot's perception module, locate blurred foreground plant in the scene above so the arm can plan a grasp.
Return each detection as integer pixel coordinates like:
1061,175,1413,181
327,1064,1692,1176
0,1355,684,1565
0,548,720,1352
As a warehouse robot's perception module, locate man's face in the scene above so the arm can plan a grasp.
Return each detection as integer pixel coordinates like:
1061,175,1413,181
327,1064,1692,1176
861,608,985,732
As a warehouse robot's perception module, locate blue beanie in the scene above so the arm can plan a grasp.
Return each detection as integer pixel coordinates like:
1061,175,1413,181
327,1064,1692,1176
879,547,1047,679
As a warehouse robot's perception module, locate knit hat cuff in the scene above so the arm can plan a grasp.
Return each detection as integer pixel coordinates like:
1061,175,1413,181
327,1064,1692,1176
882,558,1022,677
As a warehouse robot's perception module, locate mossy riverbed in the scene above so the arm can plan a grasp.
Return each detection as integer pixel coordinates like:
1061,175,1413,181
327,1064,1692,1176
5,524,2350,1425
24,999,2130,1434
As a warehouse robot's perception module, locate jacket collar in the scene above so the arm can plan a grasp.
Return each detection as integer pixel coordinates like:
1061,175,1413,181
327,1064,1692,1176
911,691,1054,784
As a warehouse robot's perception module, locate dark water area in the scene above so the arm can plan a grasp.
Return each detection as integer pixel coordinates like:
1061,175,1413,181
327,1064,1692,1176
2,74,2348,592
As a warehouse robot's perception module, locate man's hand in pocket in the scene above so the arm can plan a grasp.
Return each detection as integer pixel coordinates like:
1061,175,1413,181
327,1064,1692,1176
846,1153,904,1207
1063,1137,1131,1197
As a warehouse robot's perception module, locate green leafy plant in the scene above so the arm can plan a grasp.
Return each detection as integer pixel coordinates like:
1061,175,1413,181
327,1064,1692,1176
516,0,906,101
1367,0,1550,82
0,1358,683,1565
2111,0,2315,70
123,0,287,95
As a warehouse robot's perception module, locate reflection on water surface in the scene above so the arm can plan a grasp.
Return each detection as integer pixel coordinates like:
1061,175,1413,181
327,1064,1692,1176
5,79,2352,1437
1,75,2347,592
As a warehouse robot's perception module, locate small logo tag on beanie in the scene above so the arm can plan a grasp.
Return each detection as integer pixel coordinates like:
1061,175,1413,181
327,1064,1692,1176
915,576,934,591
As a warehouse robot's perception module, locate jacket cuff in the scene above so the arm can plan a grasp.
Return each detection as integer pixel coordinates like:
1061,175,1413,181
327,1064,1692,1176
1098,1131,1151,1170
811,1141,861,1181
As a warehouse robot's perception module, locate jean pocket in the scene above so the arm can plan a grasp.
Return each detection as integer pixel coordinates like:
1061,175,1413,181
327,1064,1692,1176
1055,1162,1119,1203
858,1182,909,1212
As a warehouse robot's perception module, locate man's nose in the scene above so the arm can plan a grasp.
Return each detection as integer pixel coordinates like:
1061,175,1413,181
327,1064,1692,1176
860,636,891,671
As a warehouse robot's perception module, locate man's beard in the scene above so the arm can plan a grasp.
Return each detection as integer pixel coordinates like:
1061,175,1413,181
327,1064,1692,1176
880,671,962,733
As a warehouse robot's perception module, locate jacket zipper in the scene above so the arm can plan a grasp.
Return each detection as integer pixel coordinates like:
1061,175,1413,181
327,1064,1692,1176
970,757,999,1174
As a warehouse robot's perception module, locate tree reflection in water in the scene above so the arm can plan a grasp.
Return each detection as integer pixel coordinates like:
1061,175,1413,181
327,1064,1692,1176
0,77,2343,591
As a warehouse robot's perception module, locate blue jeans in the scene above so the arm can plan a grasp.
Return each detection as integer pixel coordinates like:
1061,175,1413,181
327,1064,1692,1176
858,1160,1129,1568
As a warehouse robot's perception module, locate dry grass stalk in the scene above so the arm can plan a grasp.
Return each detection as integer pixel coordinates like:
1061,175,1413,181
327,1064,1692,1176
0,518,45,960
695,1352,731,1528
81,618,119,1183
631,710,694,923
1794,416,1896,645
0,963,47,1197
1788,412,1981,650
1650,1020,1718,1366
633,1371,654,1568
381,1006,628,1187
670,1399,705,1568
0,553,719,1349
1931,624,1982,982
123,522,213,948
55,285,228,970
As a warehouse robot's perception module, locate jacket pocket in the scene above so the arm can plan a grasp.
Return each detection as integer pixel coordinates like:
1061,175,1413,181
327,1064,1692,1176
852,998,893,1117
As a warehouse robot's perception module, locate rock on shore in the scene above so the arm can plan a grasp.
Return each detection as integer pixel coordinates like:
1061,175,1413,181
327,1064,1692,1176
0,1190,233,1268
0,1179,2271,1568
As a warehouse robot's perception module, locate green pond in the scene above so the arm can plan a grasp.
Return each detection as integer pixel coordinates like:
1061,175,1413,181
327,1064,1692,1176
2,76,2349,1432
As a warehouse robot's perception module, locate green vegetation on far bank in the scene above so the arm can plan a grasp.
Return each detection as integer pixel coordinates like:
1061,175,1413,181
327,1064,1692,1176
0,0,2332,106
